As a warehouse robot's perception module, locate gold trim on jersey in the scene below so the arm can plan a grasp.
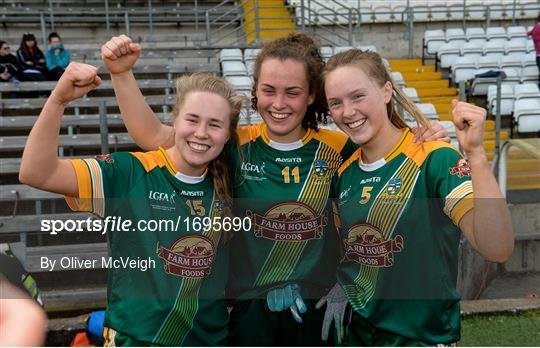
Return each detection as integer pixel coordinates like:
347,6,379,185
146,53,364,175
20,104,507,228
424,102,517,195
384,129,411,163
346,157,421,310
254,141,344,287
404,140,462,168
236,124,265,145
311,128,349,154
338,148,361,176
65,158,105,217
154,193,222,345
130,148,168,173
445,182,474,226
338,129,411,176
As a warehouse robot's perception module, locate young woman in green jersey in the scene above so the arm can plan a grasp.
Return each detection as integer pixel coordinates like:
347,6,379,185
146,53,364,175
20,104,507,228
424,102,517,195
19,62,244,346
100,34,450,346
317,49,514,346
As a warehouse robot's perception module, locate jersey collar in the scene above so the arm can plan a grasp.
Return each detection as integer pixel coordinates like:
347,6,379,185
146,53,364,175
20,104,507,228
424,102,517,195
158,147,207,183
260,124,314,151
358,128,412,171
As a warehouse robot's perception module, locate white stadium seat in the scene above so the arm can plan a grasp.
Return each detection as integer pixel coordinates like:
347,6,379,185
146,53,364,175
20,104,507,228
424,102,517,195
521,65,540,84
466,3,486,20
221,61,247,77
461,41,484,60
225,76,252,96
522,52,537,67
416,103,439,120
424,30,446,55
486,27,508,45
499,55,523,70
505,38,528,57
514,84,540,100
446,28,467,46
243,48,260,63
465,27,487,44
507,26,528,40
452,56,478,83
526,39,536,53
402,87,420,103
514,98,540,133
476,55,501,71
391,72,406,88
483,40,506,59
438,42,462,69
219,48,243,62
429,3,449,21
487,84,514,116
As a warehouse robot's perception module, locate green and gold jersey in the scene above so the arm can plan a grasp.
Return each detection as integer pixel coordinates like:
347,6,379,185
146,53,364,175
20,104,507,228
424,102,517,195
334,129,474,344
65,148,228,346
228,124,357,299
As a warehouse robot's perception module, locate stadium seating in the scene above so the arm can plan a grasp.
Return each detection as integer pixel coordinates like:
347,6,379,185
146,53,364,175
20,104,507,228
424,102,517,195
487,84,515,116
514,98,540,133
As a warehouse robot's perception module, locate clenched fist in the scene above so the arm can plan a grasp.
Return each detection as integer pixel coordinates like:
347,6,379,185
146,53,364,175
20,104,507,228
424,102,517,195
101,34,141,75
50,62,102,106
452,99,487,157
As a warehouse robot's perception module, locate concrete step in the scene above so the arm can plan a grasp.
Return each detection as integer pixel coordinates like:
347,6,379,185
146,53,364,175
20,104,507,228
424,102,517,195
388,59,422,68
392,65,436,73
507,174,540,190
434,103,452,113
421,96,455,104
484,131,510,141
407,80,448,89
402,71,442,81
417,87,458,97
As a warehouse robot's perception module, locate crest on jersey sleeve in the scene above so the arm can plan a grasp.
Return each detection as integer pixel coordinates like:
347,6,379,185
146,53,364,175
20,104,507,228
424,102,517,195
95,154,114,163
449,158,471,178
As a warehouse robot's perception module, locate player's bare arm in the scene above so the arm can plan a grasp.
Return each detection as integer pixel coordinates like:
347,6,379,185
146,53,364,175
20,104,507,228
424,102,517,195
19,62,101,197
102,35,174,150
453,100,514,263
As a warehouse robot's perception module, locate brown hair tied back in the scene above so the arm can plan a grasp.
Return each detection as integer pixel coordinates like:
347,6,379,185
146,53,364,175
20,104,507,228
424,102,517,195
251,32,327,131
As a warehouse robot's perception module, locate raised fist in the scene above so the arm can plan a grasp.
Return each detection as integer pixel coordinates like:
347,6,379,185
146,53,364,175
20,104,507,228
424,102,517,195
50,62,101,105
101,34,141,75
452,99,487,156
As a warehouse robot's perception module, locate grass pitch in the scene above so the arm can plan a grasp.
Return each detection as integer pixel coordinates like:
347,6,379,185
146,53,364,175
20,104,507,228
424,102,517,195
460,310,540,346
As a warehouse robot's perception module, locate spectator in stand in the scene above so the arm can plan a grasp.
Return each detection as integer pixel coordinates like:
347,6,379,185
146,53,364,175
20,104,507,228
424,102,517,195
0,40,21,83
528,13,540,87
45,32,70,81
16,32,47,81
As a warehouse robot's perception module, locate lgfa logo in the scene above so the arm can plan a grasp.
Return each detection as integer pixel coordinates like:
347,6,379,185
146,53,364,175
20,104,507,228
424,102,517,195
149,190,176,204
241,161,265,174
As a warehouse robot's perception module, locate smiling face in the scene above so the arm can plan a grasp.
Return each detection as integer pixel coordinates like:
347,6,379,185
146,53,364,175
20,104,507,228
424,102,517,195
325,65,393,146
255,58,315,143
168,91,231,176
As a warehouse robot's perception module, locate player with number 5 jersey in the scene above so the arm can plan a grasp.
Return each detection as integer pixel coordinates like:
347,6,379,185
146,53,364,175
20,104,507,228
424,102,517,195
318,49,514,346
